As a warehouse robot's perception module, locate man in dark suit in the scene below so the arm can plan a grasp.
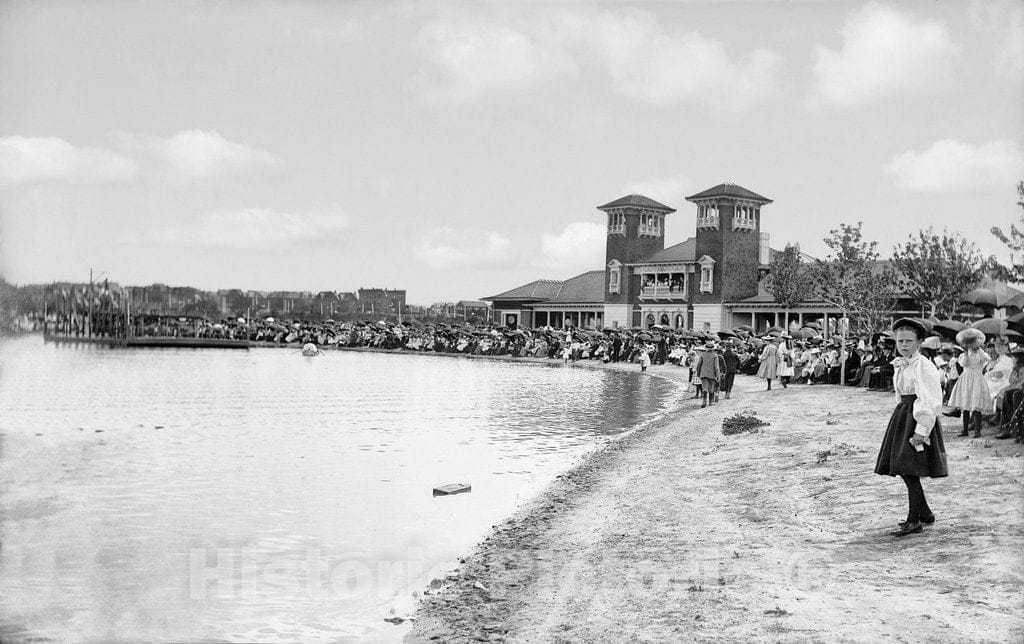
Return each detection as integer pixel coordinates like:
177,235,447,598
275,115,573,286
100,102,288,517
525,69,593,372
612,335,622,363
722,341,741,399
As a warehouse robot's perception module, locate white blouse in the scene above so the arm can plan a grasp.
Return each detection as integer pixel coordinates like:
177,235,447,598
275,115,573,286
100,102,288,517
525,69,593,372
892,352,942,440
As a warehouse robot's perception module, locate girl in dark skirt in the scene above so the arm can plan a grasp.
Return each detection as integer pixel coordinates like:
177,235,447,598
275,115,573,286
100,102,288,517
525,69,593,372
874,318,948,537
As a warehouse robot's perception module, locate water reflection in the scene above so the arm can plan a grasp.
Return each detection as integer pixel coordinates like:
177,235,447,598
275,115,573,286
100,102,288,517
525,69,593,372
0,336,676,642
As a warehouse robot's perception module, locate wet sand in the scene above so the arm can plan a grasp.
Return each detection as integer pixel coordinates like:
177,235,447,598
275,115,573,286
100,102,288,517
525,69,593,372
404,365,1024,643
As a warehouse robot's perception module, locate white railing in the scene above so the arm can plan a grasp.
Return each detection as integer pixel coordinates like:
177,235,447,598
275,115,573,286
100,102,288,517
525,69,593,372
697,214,719,229
732,216,755,230
639,286,687,300
608,223,626,234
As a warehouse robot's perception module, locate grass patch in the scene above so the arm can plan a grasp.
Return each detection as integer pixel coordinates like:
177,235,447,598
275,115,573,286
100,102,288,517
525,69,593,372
722,412,770,435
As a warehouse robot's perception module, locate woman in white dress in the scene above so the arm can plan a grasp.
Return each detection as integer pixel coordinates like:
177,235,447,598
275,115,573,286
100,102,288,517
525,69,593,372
776,336,795,388
947,328,993,438
756,336,780,390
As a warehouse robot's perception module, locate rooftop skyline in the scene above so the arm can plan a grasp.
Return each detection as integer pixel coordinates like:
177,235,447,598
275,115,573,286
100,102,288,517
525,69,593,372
1,1,1021,303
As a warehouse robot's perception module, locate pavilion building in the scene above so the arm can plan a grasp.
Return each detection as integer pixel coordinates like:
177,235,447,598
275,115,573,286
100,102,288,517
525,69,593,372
484,182,857,333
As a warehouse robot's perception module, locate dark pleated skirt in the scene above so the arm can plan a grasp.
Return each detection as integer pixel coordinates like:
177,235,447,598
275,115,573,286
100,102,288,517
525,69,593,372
875,394,948,478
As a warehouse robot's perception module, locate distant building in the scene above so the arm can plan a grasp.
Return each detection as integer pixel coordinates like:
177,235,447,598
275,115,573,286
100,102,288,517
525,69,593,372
357,287,406,316
267,291,311,315
430,302,456,317
455,300,490,321
484,183,786,331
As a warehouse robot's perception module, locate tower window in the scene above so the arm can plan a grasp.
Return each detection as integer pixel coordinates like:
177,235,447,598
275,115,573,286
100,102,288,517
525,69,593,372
608,211,626,235
608,260,622,294
698,255,716,293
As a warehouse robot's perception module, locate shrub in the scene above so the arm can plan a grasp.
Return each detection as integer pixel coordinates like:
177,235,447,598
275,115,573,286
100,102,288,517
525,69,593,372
722,412,770,435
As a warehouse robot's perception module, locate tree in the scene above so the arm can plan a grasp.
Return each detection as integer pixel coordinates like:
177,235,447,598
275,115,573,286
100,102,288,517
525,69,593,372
990,180,1024,282
809,222,897,335
891,227,992,318
764,244,814,331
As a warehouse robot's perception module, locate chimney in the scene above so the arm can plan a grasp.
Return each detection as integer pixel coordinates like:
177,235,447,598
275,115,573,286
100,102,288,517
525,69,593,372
759,232,770,265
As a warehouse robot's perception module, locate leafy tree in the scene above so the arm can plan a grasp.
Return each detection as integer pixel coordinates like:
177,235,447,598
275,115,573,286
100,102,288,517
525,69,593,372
764,244,814,331
891,227,992,318
990,180,1024,282
809,222,897,335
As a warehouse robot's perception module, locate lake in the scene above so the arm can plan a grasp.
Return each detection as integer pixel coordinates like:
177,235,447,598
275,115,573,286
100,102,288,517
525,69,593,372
0,335,678,642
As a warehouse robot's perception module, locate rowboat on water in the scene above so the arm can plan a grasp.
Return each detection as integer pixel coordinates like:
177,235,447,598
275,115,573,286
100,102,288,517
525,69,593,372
301,343,320,357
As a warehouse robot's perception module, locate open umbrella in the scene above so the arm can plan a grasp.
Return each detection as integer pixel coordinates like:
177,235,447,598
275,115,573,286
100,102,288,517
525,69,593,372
1002,292,1024,311
766,326,784,335
932,319,967,340
802,321,822,331
735,325,754,332
971,318,1009,338
961,288,1001,308
717,329,737,339
792,328,818,340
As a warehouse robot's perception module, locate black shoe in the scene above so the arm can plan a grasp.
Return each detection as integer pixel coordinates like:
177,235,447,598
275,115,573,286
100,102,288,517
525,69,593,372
891,520,923,537
995,430,1013,439
902,513,935,526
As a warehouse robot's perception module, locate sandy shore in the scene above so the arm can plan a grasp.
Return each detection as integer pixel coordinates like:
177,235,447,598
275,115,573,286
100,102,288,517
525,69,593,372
404,365,1024,643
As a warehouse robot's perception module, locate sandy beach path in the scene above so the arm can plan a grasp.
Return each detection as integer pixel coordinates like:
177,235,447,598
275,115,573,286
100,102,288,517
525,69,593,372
406,371,1024,643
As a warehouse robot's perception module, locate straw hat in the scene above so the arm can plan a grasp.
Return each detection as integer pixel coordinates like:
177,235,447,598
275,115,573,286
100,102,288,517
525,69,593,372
920,336,942,351
955,327,985,348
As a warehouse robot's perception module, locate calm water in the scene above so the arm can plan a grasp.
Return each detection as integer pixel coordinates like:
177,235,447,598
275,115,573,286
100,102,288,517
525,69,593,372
0,335,677,643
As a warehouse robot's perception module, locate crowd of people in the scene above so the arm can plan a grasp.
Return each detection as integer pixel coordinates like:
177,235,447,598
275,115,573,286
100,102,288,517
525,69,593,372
126,315,1021,440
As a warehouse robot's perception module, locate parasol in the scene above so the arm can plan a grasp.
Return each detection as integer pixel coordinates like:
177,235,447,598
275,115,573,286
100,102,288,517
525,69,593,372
932,319,967,340
971,317,1008,338
1003,292,1024,311
717,329,737,339
961,288,1002,308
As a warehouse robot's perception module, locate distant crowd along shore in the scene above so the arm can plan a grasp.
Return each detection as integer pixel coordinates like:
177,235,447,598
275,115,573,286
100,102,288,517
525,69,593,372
130,316,1013,408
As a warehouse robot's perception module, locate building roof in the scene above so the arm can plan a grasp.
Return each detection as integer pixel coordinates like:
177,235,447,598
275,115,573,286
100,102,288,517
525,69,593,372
483,272,605,304
456,300,489,308
597,193,676,213
686,183,772,204
483,279,565,302
635,238,697,264
548,271,605,303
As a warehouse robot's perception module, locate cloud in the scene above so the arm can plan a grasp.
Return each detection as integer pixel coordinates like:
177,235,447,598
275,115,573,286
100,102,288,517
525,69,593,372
413,227,515,270
408,6,785,109
133,206,349,249
582,9,786,108
409,16,579,105
533,222,606,272
810,2,959,107
621,175,693,209
969,0,1024,82
884,139,1024,193
114,130,279,177
0,136,138,186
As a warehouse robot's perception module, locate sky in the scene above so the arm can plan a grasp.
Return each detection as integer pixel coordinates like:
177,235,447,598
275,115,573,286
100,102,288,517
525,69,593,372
0,0,1021,304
